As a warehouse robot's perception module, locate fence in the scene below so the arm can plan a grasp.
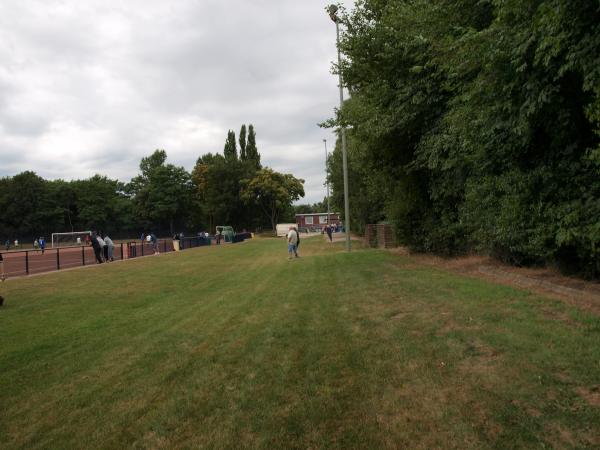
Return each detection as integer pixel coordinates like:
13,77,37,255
0,233,253,280
365,224,396,249
0,240,170,279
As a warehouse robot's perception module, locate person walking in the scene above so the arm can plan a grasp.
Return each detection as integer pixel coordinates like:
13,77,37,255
39,237,45,254
104,234,115,262
287,226,299,260
326,224,333,242
294,227,300,257
150,232,159,254
91,232,103,263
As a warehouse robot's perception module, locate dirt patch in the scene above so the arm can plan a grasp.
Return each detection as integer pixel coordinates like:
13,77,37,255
575,386,600,407
388,248,600,316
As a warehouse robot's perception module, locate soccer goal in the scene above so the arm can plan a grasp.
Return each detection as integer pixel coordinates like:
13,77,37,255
51,231,92,248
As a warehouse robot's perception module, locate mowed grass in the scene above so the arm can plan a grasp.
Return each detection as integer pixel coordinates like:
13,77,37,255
0,237,599,449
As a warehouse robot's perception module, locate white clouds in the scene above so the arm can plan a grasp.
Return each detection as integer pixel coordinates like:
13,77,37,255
0,0,350,203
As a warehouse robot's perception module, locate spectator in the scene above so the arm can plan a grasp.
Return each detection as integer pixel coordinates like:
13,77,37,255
76,236,82,245
39,237,45,254
14,239,19,249
91,232,103,263
96,233,105,261
33,239,39,250
216,230,221,245
104,234,115,262
326,225,333,242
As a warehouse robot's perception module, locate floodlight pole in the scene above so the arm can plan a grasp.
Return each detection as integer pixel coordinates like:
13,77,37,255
323,139,331,227
328,5,351,251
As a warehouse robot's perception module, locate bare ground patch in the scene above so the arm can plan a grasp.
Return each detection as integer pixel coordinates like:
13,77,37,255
387,248,600,316
575,386,600,407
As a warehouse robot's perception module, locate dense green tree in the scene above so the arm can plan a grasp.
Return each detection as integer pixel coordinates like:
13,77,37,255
128,150,193,235
328,0,600,276
223,130,238,162
245,124,261,169
241,168,304,232
70,175,132,234
239,125,247,161
0,171,52,239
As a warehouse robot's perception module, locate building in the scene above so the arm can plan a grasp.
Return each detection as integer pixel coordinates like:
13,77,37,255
295,213,341,231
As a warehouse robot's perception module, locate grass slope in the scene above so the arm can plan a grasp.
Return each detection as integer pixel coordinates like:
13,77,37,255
0,237,599,449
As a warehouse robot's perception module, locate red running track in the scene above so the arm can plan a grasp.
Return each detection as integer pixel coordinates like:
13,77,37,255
0,241,173,279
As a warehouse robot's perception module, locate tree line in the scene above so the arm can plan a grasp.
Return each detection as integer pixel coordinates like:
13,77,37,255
0,124,305,241
326,0,599,277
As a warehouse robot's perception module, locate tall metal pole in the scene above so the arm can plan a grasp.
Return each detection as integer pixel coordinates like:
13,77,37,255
323,139,331,227
334,17,351,251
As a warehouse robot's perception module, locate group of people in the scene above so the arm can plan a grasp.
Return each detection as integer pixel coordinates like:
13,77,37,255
90,231,115,263
4,239,22,251
33,237,46,253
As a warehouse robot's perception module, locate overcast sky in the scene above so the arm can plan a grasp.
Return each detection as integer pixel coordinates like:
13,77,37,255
0,0,352,204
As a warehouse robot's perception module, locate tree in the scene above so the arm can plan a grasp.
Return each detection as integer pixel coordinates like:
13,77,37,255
223,130,238,162
128,150,193,235
331,0,600,276
245,124,261,169
239,125,247,161
241,168,304,232
71,175,132,234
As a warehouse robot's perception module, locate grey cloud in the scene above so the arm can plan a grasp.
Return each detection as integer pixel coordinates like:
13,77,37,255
0,0,352,203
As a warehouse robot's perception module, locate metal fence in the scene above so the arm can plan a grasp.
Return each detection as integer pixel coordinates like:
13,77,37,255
0,234,252,280
0,240,170,279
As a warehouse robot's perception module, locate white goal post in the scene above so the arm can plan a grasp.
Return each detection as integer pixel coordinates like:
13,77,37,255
51,231,92,248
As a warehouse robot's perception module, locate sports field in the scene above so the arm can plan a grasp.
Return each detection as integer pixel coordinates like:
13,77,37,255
1,237,599,449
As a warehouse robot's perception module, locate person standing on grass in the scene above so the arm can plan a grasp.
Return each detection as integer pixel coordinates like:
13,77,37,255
91,232,103,263
326,224,333,242
294,226,300,257
287,226,299,259
104,234,115,262
39,237,45,254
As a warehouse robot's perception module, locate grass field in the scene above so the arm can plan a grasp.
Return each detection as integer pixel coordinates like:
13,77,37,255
1,237,599,449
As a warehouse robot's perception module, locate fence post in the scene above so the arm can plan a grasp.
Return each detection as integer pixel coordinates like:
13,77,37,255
121,243,124,260
82,246,85,266
25,251,29,275
56,248,60,270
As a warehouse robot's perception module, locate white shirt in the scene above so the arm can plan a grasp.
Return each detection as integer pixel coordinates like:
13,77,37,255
287,230,298,245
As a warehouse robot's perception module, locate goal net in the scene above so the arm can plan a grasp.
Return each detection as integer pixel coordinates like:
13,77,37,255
51,231,92,248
